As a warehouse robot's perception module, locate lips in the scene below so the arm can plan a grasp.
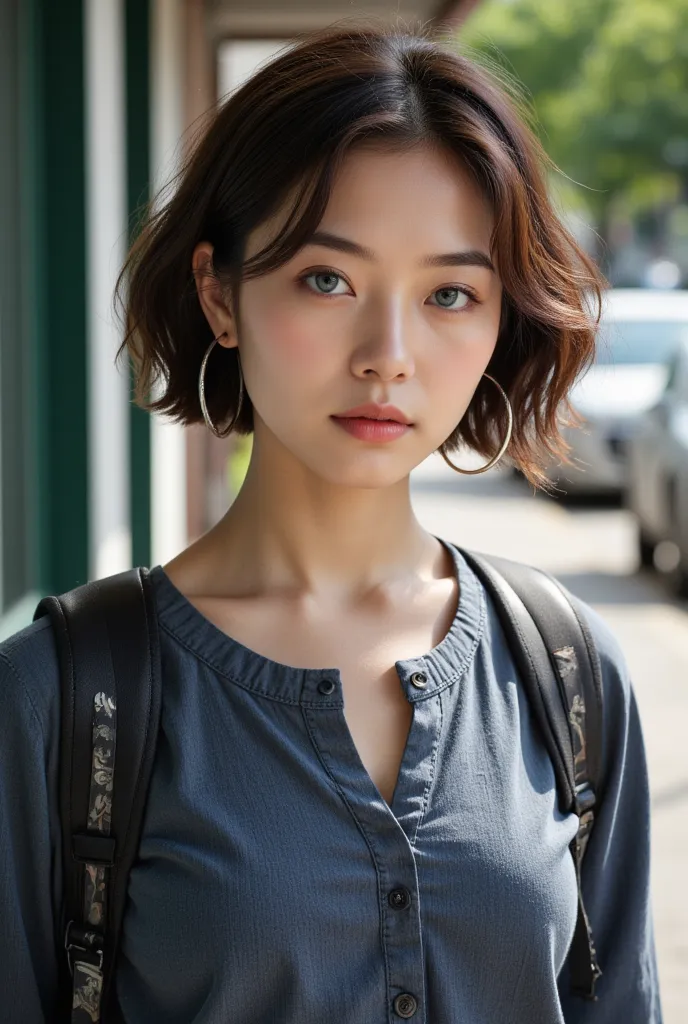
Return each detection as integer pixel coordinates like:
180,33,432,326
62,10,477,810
331,403,413,425
330,403,413,444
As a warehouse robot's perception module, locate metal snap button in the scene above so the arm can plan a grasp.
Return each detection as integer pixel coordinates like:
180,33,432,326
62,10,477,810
393,992,418,1018
317,678,335,695
409,671,427,689
388,887,411,910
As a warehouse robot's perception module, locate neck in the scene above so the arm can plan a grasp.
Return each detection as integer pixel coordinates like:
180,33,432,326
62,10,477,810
195,432,444,600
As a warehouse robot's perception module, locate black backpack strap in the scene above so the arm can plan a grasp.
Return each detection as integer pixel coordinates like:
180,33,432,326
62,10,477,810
459,548,605,1001
34,566,163,1023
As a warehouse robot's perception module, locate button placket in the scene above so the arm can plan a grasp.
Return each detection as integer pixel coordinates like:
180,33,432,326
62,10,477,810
304,665,434,1024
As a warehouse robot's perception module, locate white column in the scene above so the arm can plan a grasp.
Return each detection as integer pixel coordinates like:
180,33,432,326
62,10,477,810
84,0,131,580
150,0,188,566
217,40,289,99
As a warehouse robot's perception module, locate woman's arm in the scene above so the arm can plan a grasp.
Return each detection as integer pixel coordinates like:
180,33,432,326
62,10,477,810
0,622,63,1023
557,599,663,1023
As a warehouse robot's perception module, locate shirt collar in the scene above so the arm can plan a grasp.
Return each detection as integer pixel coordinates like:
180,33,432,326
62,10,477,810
150,537,486,706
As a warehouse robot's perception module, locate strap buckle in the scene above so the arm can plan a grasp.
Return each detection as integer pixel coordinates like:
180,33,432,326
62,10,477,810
574,782,596,816
64,919,104,976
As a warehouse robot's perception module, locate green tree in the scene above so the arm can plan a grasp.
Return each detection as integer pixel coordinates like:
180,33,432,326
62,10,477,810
461,0,688,227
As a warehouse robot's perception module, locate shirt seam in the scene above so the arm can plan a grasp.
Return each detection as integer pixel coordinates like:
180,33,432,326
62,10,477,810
0,648,47,746
158,620,340,707
411,689,444,849
412,579,488,701
301,706,393,1017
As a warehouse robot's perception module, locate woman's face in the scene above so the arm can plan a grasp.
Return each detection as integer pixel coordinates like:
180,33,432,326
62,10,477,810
202,142,503,488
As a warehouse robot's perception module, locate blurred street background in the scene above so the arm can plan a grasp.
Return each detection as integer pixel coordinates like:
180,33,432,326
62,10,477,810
1,0,687,1017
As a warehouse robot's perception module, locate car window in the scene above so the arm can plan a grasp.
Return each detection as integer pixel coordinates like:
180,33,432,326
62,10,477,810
596,319,688,366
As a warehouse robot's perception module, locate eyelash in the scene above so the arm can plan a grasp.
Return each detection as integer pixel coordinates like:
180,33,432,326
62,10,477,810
296,268,481,312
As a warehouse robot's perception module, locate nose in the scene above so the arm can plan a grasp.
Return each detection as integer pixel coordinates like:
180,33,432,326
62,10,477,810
350,303,416,382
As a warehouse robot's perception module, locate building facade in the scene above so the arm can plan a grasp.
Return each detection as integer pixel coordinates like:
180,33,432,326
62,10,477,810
0,0,469,637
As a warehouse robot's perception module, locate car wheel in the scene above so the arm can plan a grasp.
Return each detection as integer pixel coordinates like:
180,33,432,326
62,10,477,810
637,528,656,568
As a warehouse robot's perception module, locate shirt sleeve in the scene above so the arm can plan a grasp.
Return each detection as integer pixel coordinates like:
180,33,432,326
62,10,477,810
0,621,63,1023
556,597,664,1023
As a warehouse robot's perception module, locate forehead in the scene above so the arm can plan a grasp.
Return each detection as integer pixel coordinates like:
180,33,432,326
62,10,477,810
246,141,495,260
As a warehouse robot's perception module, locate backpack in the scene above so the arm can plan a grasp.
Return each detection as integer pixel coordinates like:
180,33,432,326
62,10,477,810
33,548,605,1023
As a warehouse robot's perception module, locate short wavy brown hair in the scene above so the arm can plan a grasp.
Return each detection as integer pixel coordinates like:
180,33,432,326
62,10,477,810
115,19,605,491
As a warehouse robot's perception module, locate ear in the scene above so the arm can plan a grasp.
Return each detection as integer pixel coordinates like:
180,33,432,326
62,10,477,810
192,241,238,349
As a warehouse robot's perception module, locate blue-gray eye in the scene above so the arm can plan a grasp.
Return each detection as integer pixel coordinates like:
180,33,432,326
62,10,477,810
431,287,471,310
303,271,348,295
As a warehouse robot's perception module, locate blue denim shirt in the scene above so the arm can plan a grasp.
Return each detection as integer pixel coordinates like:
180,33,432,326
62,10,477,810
0,541,662,1022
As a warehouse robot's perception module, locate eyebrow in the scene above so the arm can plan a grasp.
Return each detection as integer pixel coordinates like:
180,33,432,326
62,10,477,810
302,230,495,273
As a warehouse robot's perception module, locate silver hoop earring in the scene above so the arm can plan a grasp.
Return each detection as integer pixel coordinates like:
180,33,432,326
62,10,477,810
198,333,245,439
439,373,513,475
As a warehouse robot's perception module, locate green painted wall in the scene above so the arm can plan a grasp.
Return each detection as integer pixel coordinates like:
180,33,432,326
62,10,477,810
0,0,31,612
1,0,153,628
126,0,152,570
37,0,89,593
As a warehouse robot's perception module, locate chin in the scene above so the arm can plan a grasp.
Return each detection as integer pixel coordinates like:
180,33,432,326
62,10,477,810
305,453,418,489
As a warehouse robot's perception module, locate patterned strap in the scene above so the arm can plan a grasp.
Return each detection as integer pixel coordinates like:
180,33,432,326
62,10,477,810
67,691,117,1023
551,645,597,855
34,565,162,1021
551,645,603,997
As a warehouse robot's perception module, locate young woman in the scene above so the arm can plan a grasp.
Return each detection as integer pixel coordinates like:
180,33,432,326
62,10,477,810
0,21,662,1024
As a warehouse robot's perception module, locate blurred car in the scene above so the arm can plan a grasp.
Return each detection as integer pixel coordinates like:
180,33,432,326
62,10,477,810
545,289,688,496
625,335,688,596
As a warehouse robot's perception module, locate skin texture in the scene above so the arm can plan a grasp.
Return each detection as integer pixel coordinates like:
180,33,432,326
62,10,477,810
164,142,503,803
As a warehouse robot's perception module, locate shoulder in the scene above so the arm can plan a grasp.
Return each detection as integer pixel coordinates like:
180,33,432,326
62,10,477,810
560,586,632,703
461,544,634,710
553,583,642,771
0,615,60,742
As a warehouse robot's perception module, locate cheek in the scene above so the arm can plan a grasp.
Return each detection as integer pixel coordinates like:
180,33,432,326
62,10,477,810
428,314,500,401
244,296,336,381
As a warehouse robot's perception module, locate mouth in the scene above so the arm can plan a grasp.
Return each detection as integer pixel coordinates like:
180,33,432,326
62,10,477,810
331,403,413,425
330,405,414,443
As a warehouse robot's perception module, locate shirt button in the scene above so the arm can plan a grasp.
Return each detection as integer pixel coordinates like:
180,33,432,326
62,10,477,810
388,887,411,910
393,993,418,1018
317,678,335,695
409,671,427,689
